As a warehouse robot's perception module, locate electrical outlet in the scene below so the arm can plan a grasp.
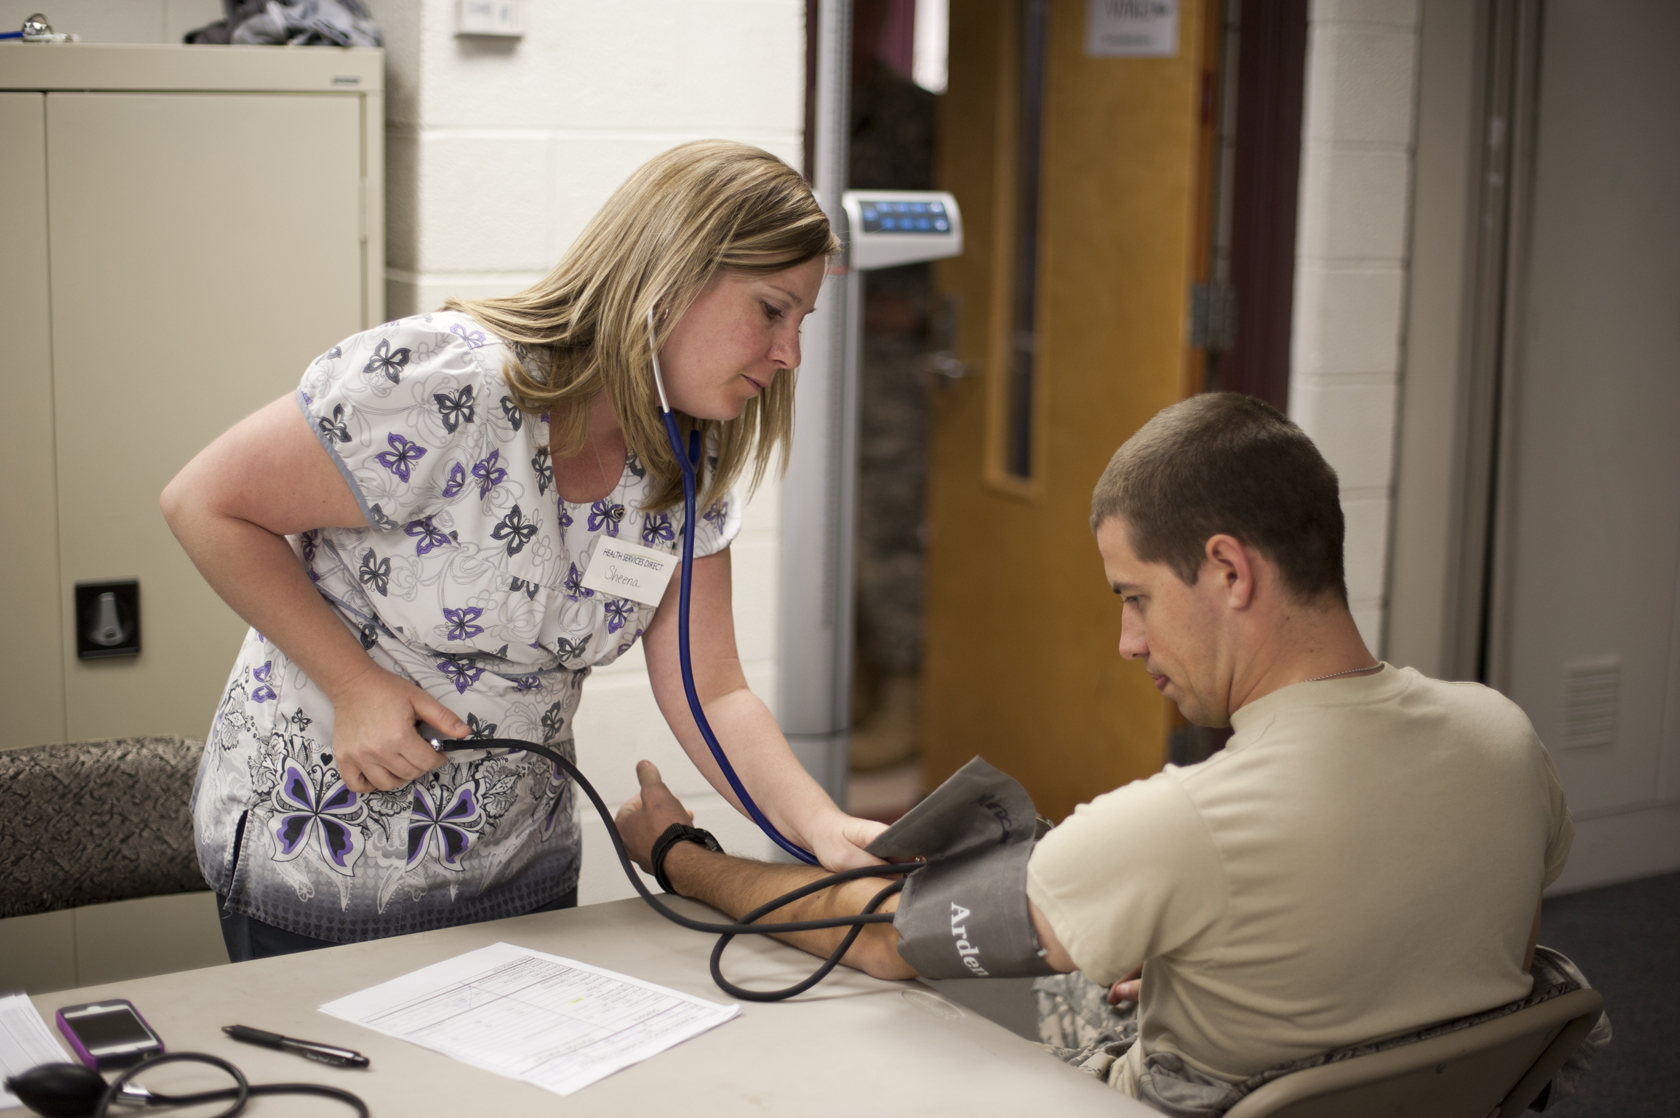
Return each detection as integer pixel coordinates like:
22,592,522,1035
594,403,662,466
75,579,141,660
458,0,522,37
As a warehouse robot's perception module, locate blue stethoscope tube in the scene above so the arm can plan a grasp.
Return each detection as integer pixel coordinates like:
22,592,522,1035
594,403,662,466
649,312,820,866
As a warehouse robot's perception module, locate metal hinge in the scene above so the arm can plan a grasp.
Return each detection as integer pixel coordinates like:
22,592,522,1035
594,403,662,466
1190,282,1237,352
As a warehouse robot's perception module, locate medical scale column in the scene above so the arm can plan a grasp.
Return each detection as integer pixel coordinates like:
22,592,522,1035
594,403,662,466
778,0,856,806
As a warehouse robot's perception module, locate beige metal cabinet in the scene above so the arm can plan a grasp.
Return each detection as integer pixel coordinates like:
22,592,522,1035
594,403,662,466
0,44,383,750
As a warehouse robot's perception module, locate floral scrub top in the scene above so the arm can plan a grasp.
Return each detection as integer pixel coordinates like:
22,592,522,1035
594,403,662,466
189,312,739,942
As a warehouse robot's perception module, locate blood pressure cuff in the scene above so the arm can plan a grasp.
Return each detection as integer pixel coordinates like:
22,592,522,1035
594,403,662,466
865,757,1056,980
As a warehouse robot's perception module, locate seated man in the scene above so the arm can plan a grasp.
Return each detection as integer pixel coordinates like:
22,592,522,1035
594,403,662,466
615,393,1573,1103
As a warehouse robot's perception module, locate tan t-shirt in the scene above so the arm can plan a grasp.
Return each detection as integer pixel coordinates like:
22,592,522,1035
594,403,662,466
1026,665,1573,1094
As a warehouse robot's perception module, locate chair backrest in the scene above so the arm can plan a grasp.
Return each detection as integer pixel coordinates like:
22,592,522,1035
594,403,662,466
1222,987,1604,1118
0,737,206,919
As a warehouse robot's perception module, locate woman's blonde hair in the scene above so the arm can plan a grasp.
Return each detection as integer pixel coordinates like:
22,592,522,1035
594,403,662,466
446,140,838,512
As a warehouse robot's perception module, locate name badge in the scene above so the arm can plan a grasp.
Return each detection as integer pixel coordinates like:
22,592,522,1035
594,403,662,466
580,538,678,607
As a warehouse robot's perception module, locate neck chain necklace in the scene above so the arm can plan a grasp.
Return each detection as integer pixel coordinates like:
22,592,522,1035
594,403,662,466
1301,663,1381,685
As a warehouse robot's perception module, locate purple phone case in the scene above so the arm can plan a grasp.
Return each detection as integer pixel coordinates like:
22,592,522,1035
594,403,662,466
56,999,164,1071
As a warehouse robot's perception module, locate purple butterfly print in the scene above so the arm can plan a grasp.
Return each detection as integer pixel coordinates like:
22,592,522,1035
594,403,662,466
449,323,487,349
267,759,364,874
433,385,476,433
317,403,350,443
562,562,593,602
703,499,731,527
640,513,675,547
510,674,542,692
602,599,632,634
375,432,428,482
472,450,507,498
442,606,485,641
406,782,482,870
364,338,412,383
491,504,538,556
404,516,451,555
557,503,573,530
251,660,277,703
616,626,644,657
500,396,524,432
531,447,553,495
588,499,625,536
437,656,483,694
299,530,319,563
443,605,483,642
441,461,467,499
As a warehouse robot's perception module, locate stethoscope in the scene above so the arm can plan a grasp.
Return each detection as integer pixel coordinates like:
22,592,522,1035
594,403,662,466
415,312,916,1002
3,315,915,1118
645,308,819,866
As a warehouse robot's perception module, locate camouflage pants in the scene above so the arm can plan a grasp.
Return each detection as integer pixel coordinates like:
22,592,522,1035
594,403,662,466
1033,972,1140,1090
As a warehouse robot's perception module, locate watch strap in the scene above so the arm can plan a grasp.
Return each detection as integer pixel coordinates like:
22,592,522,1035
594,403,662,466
650,822,723,894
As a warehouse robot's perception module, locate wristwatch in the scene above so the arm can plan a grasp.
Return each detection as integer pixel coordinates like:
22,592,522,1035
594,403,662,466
650,823,723,894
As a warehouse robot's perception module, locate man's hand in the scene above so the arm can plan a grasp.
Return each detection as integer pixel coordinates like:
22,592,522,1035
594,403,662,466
612,761,915,981
615,761,695,873
1107,963,1144,1005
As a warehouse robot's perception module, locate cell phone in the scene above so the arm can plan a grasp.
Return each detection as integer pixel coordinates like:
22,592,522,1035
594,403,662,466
56,999,164,1071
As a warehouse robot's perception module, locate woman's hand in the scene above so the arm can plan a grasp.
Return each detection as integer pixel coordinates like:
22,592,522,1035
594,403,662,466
804,810,890,872
325,664,468,794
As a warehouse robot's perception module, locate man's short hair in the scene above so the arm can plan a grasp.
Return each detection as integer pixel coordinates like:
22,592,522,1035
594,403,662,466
1090,393,1347,603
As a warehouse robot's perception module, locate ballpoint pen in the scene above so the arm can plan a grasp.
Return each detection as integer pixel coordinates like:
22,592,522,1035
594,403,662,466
223,1025,370,1069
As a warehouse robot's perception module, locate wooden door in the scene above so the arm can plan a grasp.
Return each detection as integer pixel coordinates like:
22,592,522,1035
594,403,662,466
921,0,1219,820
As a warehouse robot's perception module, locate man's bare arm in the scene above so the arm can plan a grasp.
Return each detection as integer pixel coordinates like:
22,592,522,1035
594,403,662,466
661,842,914,980
615,762,915,981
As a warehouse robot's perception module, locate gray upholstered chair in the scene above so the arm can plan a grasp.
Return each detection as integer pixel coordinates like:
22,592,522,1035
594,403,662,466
0,737,207,920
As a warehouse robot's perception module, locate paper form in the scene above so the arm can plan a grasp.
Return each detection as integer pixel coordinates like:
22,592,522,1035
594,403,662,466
0,993,72,1110
319,942,738,1097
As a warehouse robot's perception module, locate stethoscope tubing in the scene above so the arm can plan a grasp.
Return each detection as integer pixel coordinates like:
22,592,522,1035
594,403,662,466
439,739,908,1000
648,311,818,866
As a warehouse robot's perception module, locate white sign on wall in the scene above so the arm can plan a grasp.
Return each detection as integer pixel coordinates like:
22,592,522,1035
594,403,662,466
1086,0,1179,58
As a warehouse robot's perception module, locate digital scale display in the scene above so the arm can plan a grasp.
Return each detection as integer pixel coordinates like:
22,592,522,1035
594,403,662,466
858,199,953,235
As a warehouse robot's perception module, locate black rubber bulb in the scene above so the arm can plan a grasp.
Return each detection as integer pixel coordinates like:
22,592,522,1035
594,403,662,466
3,1063,108,1118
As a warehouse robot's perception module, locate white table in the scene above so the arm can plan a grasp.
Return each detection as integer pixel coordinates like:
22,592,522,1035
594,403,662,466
30,897,1147,1115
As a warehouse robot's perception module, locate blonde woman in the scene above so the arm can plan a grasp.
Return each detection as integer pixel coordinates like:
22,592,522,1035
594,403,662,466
162,141,888,960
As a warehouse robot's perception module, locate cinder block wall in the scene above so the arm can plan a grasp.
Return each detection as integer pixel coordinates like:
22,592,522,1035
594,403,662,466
370,1,807,899
1287,0,1422,655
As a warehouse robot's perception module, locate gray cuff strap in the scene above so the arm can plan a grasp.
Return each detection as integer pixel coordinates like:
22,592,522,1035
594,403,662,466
866,757,1056,980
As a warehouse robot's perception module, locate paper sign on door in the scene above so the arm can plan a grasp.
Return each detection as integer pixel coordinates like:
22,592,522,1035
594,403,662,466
580,539,678,607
